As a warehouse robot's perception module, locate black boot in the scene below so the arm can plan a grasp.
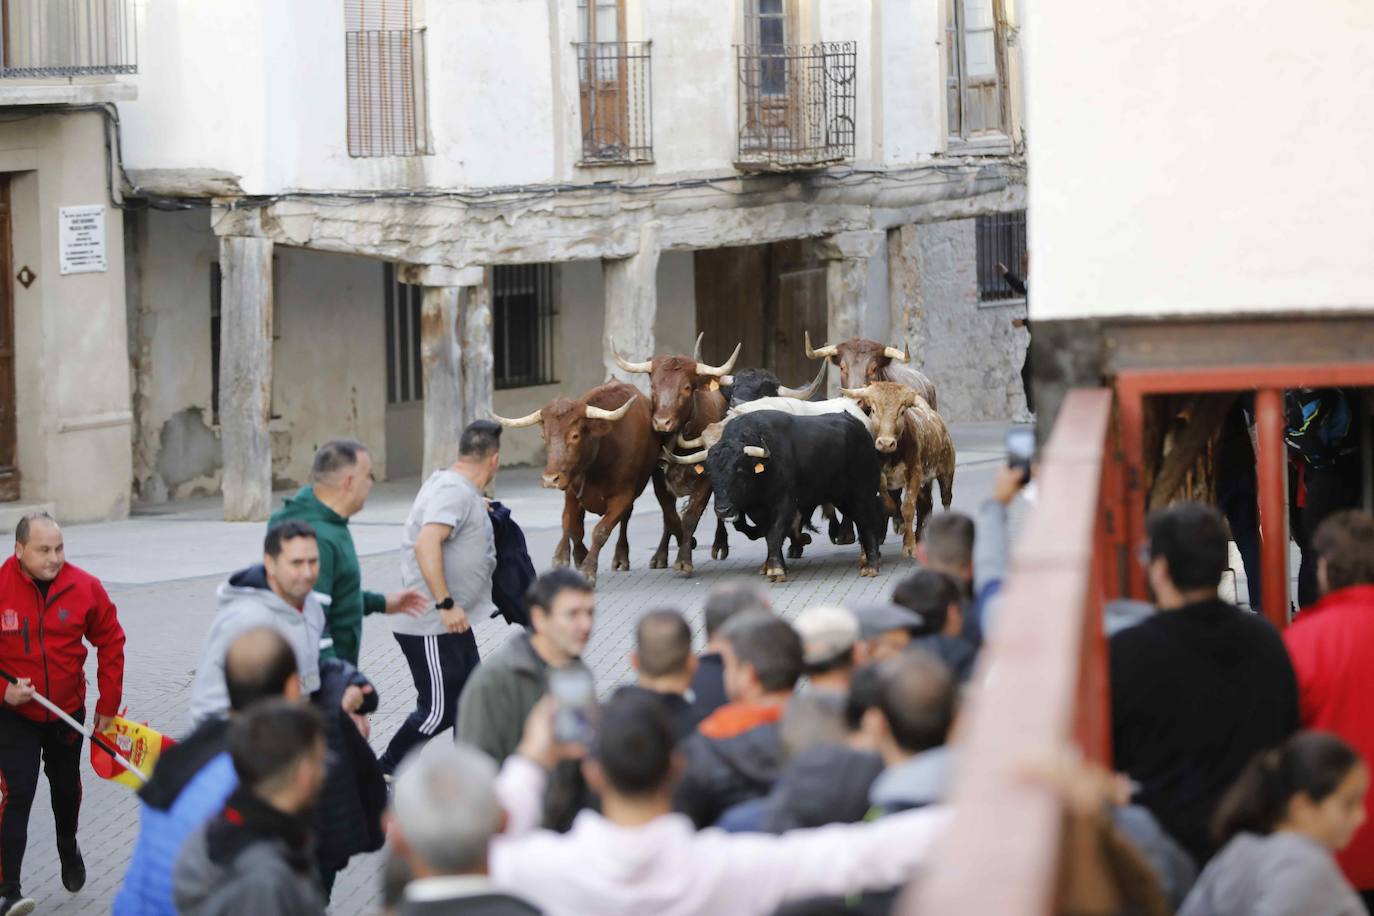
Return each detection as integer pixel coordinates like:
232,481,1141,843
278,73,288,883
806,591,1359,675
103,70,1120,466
57,835,85,892
0,896,36,916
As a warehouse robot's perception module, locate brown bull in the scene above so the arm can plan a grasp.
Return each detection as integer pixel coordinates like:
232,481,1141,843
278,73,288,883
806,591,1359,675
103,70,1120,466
806,332,939,410
490,381,657,586
842,381,955,557
613,337,740,574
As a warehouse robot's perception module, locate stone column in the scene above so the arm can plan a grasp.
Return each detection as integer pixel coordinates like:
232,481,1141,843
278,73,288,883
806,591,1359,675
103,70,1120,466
817,230,885,395
218,236,274,522
461,271,494,433
887,224,928,367
603,221,662,393
419,285,465,475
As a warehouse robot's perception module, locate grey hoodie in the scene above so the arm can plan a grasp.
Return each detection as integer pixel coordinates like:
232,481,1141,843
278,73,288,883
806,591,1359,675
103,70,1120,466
173,820,325,916
868,745,953,813
188,565,325,725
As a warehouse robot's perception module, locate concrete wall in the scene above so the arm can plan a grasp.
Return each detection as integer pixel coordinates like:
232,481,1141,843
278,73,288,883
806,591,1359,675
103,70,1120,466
130,209,388,501
0,111,132,522
1025,0,1374,320
121,0,975,196
898,219,1028,421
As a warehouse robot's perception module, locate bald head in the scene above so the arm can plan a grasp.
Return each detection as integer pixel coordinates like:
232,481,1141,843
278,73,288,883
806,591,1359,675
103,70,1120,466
634,609,693,679
14,512,64,582
225,627,301,712
873,650,955,754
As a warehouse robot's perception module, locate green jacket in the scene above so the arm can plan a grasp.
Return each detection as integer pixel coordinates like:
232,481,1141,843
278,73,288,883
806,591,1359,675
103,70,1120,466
269,486,385,665
457,633,590,763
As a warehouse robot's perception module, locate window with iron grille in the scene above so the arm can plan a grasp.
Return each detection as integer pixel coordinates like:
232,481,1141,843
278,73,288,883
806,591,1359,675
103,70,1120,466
493,265,557,390
575,0,653,165
345,0,430,157
0,0,138,78
975,210,1027,302
946,0,1010,140
384,264,424,405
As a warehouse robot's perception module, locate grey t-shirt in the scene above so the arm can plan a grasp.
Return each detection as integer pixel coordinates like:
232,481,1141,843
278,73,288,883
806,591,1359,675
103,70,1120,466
393,470,497,637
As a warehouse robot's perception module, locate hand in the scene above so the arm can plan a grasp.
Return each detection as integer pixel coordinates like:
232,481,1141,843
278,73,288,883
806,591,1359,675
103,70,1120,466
996,261,1010,276
386,590,427,618
341,683,374,714
4,677,33,706
991,463,1028,505
94,713,115,734
348,711,371,740
441,606,471,634
1021,748,1133,818
515,695,585,771
1011,317,1027,329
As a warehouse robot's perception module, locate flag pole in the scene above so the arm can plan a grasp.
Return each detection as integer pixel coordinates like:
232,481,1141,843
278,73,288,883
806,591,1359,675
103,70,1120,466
0,666,147,783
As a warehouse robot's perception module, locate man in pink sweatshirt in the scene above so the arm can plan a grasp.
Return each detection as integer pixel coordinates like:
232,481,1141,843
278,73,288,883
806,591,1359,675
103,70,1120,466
487,689,948,916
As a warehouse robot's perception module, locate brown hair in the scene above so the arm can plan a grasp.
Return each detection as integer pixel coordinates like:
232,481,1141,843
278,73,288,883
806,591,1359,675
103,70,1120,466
1313,510,1374,592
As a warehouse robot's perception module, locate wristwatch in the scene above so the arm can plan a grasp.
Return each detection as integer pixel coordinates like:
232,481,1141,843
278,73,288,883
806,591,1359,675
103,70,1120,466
435,597,455,611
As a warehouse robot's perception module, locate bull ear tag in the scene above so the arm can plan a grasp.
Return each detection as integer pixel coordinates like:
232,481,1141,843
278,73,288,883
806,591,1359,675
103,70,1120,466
709,380,719,391
754,463,765,474
694,464,705,475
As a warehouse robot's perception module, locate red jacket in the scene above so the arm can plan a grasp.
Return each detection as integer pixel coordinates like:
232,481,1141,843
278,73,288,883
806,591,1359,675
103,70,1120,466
1284,583,1374,889
0,555,125,723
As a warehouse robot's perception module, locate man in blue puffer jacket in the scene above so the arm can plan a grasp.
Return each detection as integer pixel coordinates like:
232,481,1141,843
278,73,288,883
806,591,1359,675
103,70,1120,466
113,628,302,915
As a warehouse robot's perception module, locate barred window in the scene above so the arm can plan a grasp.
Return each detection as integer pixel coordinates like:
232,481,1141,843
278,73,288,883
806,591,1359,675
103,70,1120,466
975,210,1027,302
493,265,557,390
384,264,423,405
345,0,430,157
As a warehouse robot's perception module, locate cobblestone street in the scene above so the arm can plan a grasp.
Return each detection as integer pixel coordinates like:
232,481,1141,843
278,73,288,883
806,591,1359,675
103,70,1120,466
18,424,1009,914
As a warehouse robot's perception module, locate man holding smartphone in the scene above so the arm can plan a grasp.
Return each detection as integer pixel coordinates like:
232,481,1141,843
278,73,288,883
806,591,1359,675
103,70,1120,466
379,422,501,775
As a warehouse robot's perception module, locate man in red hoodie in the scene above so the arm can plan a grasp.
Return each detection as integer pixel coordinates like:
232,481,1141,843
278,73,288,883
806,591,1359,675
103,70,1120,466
0,512,125,916
1284,508,1374,908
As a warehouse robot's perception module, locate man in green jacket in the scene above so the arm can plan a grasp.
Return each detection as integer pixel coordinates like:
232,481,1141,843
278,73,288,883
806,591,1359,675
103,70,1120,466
269,439,425,665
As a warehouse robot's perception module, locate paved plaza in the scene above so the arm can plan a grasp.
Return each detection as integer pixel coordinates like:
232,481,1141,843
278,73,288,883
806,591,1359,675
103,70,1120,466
19,423,1013,913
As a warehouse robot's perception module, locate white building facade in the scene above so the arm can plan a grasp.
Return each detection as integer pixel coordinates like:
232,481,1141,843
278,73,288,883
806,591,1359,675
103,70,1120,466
3,0,1030,521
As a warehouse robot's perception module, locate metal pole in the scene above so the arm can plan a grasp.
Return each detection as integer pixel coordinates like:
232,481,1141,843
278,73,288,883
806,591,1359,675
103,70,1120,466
1255,387,1290,628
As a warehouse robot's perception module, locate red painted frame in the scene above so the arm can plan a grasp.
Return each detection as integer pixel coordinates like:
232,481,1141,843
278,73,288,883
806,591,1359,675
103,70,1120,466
1116,363,1374,629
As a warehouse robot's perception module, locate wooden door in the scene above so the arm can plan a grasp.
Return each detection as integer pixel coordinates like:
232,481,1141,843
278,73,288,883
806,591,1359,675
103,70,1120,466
769,239,827,386
0,176,19,501
577,0,629,159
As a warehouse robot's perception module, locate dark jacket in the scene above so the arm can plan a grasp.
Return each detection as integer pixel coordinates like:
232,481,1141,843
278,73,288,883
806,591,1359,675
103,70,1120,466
488,501,536,629
400,877,542,915
1111,598,1299,865
761,744,884,833
270,486,385,665
688,652,728,721
913,633,978,684
615,685,703,742
675,702,785,828
312,658,386,868
173,788,325,916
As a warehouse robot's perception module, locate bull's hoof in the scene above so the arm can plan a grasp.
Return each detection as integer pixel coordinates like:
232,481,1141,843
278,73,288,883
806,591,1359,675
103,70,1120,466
766,566,788,583
787,543,805,559
649,553,668,570
902,542,918,559
860,565,879,578
892,517,903,535
612,556,631,572
691,537,698,550
798,532,812,547
673,557,694,576
712,543,729,560
833,527,856,546
577,564,598,587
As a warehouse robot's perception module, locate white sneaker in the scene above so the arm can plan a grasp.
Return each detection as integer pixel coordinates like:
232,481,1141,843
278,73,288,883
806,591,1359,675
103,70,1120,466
1,896,36,916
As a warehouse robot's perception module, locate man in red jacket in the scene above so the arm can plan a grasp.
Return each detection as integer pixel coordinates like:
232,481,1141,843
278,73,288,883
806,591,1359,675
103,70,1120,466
1284,508,1374,908
0,512,125,916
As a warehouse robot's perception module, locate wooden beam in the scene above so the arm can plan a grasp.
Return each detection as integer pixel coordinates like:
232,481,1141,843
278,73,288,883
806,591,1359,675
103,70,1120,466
1146,393,1237,511
420,286,464,475
218,236,274,521
461,274,494,436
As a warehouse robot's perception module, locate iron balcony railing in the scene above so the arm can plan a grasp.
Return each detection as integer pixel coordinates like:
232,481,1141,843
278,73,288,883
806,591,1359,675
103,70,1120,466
346,28,430,158
736,40,855,170
0,0,136,78
575,40,653,165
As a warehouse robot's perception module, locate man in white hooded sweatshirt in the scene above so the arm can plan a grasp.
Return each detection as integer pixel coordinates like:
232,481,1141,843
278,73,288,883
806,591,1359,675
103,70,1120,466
487,689,948,916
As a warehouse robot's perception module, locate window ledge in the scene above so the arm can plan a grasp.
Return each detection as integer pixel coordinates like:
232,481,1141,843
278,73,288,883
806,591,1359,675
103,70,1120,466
0,80,135,106
948,134,1014,157
977,296,1027,311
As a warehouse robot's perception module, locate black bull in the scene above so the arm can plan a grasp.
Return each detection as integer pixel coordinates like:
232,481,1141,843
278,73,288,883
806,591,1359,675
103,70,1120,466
702,410,884,582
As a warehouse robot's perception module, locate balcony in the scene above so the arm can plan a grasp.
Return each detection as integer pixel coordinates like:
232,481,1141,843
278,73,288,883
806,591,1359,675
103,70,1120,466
575,41,653,166
736,41,855,171
0,0,136,78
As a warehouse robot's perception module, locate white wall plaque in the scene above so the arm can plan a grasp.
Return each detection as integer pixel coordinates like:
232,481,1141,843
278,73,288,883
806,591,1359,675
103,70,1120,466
59,205,107,275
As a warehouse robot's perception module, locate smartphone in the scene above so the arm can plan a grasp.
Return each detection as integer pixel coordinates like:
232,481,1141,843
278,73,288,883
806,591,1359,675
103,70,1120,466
549,666,597,745
1007,427,1036,481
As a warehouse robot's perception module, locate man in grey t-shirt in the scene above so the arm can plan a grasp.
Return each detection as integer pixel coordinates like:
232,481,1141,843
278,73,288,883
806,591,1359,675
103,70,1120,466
379,421,500,774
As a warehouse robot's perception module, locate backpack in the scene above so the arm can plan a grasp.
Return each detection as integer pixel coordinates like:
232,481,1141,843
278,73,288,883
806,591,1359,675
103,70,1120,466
488,501,536,629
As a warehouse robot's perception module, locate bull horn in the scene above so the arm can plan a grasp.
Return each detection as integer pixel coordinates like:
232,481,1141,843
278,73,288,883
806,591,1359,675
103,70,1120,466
677,432,706,449
584,397,636,422
743,445,769,459
720,374,734,387
488,408,543,429
670,448,709,465
778,361,828,400
692,332,704,361
884,344,911,363
695,342,742,378
611,340,653,374
805,331,839,359
839,386,871,400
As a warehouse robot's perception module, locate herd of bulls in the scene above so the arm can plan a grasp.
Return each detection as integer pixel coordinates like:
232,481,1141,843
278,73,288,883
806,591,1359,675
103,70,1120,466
490,334,956,585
